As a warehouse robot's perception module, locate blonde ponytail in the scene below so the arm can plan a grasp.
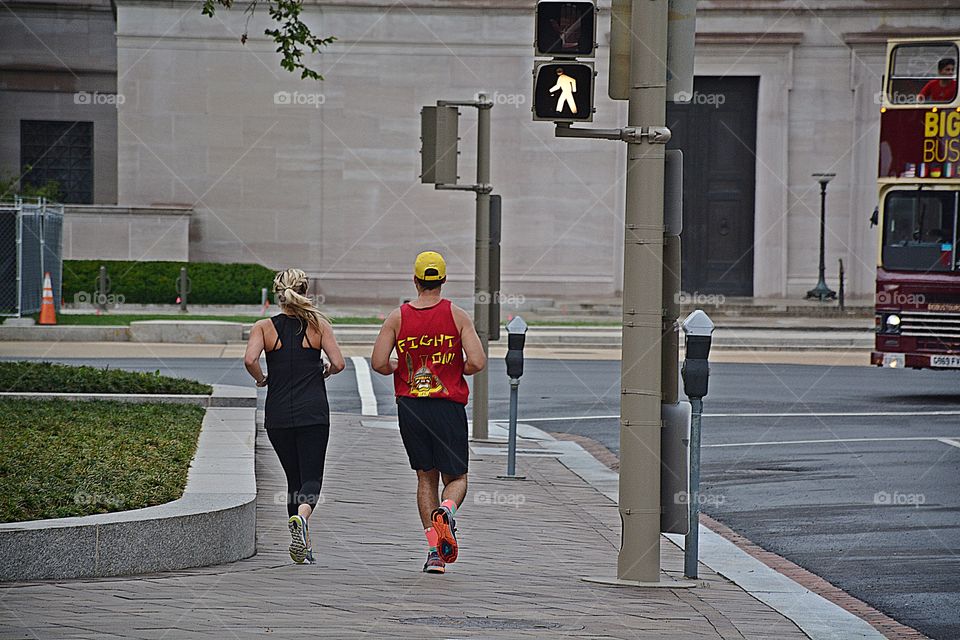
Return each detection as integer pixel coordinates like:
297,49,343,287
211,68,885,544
273,268,327,335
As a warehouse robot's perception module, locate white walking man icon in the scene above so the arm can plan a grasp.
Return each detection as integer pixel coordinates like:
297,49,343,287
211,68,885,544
549,67,578,114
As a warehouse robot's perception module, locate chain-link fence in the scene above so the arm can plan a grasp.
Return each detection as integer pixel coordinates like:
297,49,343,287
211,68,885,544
0,197,64,317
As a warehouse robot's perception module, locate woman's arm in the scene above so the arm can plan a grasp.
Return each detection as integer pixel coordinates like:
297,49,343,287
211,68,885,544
319,319,346,377
243,320,268,386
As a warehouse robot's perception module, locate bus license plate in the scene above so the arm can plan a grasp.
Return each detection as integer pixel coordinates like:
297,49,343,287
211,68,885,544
930,355,960,368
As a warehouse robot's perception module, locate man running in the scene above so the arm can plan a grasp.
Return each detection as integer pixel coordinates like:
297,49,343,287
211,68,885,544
371,251,486,574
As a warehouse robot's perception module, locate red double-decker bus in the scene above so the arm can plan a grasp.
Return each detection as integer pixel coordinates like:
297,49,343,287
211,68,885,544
873,36,960,370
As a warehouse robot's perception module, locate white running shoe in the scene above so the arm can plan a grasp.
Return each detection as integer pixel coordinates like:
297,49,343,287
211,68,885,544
288,515,308,563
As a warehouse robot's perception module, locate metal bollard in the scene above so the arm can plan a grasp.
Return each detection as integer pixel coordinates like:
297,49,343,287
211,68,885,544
176,267,191,312
95,265,110,312
838,259,845,311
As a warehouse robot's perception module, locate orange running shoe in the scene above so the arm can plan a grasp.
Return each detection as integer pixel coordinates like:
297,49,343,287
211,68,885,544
430,507,458,563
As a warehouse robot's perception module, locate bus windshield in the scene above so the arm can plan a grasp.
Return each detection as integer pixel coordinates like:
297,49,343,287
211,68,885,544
882,190,958,272
887,43,958,105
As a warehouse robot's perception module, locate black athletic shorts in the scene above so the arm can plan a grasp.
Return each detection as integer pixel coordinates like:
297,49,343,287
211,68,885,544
396,396,469,476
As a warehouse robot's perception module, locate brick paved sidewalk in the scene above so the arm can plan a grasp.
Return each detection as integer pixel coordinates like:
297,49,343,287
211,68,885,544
0,413,809,639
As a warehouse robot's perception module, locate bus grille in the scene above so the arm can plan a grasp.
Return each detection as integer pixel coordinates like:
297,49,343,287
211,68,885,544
900,311,960,351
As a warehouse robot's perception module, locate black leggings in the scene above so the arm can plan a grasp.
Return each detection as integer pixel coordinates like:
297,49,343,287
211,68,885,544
266,425,330,517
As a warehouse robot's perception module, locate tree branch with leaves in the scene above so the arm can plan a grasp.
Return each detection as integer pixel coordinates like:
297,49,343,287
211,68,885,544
201,0,336,80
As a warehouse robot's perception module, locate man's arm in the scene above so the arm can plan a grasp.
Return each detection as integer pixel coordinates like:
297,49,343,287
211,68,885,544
371,309,400,375
452,305,486,375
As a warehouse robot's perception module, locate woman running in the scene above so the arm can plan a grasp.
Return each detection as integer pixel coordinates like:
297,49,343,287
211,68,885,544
243,268,345,564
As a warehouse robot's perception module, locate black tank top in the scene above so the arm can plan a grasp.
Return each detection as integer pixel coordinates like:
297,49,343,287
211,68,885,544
264,314,330,429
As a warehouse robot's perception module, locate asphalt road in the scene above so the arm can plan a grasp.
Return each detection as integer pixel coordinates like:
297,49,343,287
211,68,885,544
7,355,959,639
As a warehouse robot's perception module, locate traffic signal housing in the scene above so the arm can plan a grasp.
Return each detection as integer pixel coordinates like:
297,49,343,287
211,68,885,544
535,0,597,57
532,61,595,122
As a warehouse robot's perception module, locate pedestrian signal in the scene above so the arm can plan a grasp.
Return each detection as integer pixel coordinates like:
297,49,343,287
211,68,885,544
532,61,594,122
535,1,597,57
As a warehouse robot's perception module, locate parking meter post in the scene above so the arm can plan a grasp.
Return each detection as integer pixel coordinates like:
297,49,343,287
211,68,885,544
685,396,703,578
500,316,528,481
680,310,714,580
507,378,520,476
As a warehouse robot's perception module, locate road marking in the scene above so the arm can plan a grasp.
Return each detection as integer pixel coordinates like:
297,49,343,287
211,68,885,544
499,409,960,422
938,438,960,449
350,356,377,416
705,410,960,418
704,436,957,448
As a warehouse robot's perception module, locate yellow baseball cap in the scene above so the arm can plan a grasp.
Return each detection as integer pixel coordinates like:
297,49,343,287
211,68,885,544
414,251,446,281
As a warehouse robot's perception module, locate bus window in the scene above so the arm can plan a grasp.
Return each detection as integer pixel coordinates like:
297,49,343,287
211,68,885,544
882,191,957,272
887,43,958,105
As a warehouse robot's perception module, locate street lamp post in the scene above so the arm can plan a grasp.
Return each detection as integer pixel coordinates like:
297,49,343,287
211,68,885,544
805,172,837,302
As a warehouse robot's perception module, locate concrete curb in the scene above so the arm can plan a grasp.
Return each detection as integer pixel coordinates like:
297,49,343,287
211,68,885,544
481,419,885,640
0,322,875,350
0,384,255,408
0,384,258,582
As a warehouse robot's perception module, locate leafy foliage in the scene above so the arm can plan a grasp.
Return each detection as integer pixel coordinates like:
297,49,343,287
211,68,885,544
0,166,63,202
201,0,336,80
0,399,205,522
63,260,277,305
0,361,212,395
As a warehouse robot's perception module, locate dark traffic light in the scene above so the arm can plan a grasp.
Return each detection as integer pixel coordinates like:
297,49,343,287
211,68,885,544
532,61,594,122
535,1,596,57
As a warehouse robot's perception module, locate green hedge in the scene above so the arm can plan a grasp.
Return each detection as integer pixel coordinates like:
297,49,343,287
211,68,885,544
0,361,212,395
62,260,276,305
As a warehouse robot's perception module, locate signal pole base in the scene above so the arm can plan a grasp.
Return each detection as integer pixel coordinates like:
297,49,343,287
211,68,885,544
580,576,697,589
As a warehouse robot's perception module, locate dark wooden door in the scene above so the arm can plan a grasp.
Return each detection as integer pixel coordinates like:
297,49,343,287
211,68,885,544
667,77,758,296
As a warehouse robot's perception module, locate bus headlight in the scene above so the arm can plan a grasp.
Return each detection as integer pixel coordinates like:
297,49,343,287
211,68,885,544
882,353,905,368
884,314,901,333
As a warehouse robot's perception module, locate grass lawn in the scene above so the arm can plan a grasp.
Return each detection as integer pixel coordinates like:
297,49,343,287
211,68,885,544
0,399,205,523
0,361,212,395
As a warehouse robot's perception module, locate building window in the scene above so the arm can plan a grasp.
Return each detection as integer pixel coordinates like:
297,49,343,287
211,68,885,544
20,120,94,204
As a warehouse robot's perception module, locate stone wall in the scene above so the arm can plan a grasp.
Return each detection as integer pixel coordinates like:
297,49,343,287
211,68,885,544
103,0,960,299
63,205,192,261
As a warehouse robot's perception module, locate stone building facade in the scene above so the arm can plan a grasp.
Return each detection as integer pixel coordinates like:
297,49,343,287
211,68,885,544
3,0,960,301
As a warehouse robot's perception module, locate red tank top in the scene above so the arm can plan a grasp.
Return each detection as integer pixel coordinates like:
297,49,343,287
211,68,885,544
393,299,470,405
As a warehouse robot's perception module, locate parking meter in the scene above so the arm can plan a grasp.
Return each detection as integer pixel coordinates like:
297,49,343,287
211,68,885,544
681,310,714,399
501,316,528,479
506,316,527,379
680,309,714,578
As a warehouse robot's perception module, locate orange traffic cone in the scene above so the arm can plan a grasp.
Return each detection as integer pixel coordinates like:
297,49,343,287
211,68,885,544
38,272,56,325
